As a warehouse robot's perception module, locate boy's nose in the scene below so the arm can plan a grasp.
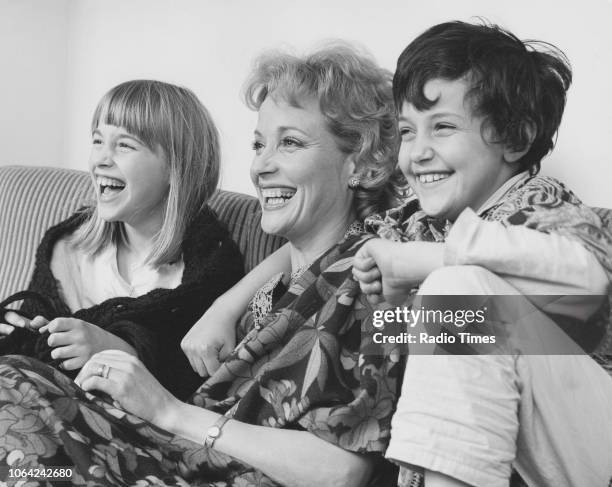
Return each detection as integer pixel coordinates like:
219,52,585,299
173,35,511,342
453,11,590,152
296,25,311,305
409,135,434,163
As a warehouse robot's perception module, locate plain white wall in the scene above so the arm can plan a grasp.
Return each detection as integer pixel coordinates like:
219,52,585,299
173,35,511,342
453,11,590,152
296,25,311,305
2,0,612,207
0,0,69,167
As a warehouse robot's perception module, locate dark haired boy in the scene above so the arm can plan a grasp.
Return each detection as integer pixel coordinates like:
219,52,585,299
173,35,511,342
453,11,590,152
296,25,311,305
353,21,612,487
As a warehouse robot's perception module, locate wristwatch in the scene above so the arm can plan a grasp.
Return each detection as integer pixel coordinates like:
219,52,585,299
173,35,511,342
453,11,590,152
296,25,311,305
204,415,230,448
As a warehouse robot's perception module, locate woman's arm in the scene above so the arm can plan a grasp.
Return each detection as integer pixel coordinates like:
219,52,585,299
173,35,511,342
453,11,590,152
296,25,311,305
182,243,292,376
78,350,374,487
170,402,374,487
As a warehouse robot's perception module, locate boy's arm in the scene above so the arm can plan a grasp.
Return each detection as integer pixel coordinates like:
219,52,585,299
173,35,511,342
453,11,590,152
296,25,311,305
182,244,292,377
445,208,609,296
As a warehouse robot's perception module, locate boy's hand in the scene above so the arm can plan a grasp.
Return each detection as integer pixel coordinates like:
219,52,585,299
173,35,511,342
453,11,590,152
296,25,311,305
181,306,236,378
353,239,445,305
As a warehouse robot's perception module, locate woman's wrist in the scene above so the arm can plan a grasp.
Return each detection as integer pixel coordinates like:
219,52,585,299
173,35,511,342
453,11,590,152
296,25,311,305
156,400,221,444
154,396,190,433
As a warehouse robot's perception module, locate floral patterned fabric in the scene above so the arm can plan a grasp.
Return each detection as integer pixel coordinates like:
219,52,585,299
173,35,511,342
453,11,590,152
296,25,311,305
365,174,612,487
0,233,402,486
366,174,612,357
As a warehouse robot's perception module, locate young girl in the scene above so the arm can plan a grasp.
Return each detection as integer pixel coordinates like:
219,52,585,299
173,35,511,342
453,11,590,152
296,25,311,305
0,80,243,400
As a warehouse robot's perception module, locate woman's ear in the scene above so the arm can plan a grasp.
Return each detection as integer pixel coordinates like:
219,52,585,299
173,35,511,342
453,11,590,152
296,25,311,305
344,154,358,182
503,122,536,164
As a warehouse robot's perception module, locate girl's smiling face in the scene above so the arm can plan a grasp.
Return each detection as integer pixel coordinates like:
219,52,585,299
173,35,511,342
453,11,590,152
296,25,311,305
250,96,355,245
89,123,170,234
397,78,519,222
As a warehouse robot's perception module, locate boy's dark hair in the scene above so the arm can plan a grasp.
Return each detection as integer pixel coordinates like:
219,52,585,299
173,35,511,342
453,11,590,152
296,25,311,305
394,20,572,174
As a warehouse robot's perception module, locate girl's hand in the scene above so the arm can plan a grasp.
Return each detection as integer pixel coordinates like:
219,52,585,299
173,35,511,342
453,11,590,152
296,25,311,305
76,350,180,429
181,305,237,378
1,312,48,336
40,318,137,370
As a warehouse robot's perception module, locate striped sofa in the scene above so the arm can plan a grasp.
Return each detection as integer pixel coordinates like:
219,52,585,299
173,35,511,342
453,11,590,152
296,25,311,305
0,165,285,301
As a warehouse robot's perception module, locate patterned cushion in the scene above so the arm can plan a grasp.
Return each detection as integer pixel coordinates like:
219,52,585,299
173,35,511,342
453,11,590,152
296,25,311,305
0,165,284,300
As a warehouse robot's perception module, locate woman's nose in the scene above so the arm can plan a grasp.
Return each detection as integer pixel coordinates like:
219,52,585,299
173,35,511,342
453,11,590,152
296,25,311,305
250,148,278,177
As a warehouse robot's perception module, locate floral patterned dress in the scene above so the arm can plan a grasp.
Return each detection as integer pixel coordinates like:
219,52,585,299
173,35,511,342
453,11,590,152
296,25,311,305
0,233,402,486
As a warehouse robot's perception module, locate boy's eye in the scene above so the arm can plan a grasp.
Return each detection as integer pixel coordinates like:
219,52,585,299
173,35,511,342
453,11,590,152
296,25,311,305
399,126,415,140
434,123,455,134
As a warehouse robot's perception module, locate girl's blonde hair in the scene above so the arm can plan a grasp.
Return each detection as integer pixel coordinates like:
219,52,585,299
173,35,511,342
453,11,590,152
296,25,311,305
74,79,220,266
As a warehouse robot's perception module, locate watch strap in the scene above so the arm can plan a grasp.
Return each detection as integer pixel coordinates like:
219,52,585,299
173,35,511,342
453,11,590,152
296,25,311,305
204,415,230,449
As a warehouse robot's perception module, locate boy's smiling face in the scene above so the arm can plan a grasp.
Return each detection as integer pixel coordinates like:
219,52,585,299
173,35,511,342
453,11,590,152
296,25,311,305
397,78,519,222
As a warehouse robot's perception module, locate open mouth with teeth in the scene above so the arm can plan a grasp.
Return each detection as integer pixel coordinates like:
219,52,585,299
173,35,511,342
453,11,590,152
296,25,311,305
260,187,296,208
416,172,453,184
97,176,126,198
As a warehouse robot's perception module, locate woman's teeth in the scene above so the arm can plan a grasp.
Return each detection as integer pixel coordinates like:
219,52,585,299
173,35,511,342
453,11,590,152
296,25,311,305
418,173,450,184
261,188,296,206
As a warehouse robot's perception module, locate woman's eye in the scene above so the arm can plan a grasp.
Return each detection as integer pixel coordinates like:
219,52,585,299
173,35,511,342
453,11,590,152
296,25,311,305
92,137,103,145
280,137,303,150
252,141,264,154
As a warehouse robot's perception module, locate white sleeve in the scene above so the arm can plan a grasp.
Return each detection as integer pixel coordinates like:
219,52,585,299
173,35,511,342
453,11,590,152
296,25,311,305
444,208,609,296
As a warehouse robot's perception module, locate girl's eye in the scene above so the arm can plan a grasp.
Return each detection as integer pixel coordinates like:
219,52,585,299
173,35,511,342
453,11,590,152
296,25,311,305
118,141,136,151
92,137,103,145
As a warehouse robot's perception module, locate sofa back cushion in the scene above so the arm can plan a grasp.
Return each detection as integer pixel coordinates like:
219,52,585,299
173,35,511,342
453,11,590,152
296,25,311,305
0,165,285,300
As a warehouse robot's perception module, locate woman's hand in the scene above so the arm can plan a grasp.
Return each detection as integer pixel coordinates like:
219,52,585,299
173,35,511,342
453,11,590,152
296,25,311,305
75,350,181,428
1,312,48,336
39,318,137,370
181,304,237,378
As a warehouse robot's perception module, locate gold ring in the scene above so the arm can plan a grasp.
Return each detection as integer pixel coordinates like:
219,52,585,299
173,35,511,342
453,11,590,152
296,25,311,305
95,363,105,377
101,363,111,380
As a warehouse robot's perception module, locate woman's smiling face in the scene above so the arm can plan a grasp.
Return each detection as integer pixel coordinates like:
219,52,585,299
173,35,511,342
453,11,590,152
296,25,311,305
250,96,355,243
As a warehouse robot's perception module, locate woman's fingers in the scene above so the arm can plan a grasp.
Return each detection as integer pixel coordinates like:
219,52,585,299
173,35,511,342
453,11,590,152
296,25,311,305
76,350,134,386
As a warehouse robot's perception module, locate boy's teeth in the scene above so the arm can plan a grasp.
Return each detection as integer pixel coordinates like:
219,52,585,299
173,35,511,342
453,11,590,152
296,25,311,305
418,173,450,184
